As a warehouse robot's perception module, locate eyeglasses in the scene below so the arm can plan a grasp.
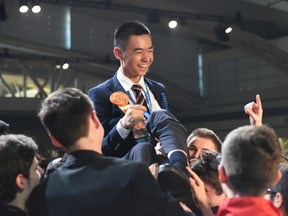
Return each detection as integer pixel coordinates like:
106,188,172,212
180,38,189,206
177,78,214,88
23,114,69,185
266,188,277,195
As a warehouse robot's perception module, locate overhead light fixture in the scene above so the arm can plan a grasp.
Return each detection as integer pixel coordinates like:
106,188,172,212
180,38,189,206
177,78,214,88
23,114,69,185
168,17,186,29
55,61,61,69
32,0,41,13
62,63,69,70
19,0,29,13
19,0,42,14
214,23,232,42
168,20,177,29
225,26,233,34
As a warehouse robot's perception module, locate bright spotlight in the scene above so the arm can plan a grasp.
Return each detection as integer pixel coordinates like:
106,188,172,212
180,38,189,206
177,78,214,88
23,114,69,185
225,26,232,34
62,63,69,70
19,5,29,13
168,20,177,29
32,5,41,13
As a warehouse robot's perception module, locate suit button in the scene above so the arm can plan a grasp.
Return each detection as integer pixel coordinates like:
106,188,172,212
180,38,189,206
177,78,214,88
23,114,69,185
114,143,121,150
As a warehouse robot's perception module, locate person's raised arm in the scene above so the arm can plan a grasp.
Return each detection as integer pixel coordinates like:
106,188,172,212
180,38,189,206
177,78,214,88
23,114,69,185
244,94,263,126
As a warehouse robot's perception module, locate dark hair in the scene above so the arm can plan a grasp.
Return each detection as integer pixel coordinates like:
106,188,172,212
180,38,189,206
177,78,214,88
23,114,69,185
114,20,151,50
187,128,222,152
222,125,281,196
269,162,288,215
191,151,223,195
0,120,9,135
38,88,94,148
0,134,38,204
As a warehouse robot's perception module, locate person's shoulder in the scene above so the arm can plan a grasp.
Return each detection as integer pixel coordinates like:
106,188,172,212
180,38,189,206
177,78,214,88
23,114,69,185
88,78,112,93
88,77,116,101
145,77,165,89
0,204,27,216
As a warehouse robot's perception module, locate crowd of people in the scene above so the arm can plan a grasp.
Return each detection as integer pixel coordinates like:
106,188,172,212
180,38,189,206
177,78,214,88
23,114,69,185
0,20,287,216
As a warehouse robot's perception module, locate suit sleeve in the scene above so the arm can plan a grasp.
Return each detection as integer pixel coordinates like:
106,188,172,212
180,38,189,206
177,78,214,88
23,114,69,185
88,86,134,157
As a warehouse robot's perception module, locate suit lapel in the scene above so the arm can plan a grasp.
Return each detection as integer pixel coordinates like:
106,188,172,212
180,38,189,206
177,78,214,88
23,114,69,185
144,78,163,108
108,75,164,109
108,74,126,93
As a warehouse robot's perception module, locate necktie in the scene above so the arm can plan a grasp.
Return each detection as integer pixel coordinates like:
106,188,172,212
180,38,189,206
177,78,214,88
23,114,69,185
131,84,148,110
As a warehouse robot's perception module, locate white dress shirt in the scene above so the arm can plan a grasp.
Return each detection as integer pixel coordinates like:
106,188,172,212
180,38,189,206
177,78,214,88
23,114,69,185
116,68,161,139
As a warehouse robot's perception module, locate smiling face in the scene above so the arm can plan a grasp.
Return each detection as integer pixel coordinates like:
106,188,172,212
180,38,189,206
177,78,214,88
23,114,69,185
188,136,219,164
115,34,154,83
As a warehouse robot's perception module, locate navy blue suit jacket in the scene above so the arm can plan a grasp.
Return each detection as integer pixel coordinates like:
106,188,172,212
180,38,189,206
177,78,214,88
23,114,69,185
88,74,168,157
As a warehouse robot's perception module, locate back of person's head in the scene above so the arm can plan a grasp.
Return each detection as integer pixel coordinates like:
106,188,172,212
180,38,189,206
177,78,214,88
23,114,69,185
187,128,222,152
221,125,281,196
0,134,38,204
0,120,9,135
191,151,222,195
114,20,151,50
38,88,94,148
268,162,288,215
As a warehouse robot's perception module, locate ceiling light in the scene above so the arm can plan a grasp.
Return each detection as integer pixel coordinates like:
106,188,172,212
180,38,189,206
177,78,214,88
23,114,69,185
32,4,41,13
214,23,231,42
168,20,177,29
62,63,69,70
55,62,61,69
225,26,232,34
19,0,29,13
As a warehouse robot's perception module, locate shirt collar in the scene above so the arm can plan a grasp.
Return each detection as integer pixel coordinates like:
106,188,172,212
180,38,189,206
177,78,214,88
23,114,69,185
117,68,145,91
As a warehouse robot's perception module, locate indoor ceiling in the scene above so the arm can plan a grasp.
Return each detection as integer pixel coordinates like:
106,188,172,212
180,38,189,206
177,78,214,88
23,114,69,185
0,0,288,103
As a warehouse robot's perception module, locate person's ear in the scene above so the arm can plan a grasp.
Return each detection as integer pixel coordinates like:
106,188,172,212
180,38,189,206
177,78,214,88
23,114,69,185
91,111,101,129
218,165,228,184
15,173,25,190
50,135,62,148
273,192,283,208
113,47,122,60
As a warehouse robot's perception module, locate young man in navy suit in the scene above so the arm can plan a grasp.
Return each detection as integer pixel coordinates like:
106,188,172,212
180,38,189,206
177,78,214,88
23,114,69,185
88,21,190,179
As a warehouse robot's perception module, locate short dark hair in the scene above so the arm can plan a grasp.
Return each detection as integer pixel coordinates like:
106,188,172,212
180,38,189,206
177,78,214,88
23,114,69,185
191,151,223,195
114,20,151,50
38,88,94,148
187,128,222,152
222,125,281,196
0,134,38,204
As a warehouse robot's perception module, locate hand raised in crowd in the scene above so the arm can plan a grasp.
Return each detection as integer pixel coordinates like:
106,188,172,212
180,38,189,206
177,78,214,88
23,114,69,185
120,105,147,129
186,167,214,216
244,94,263,126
